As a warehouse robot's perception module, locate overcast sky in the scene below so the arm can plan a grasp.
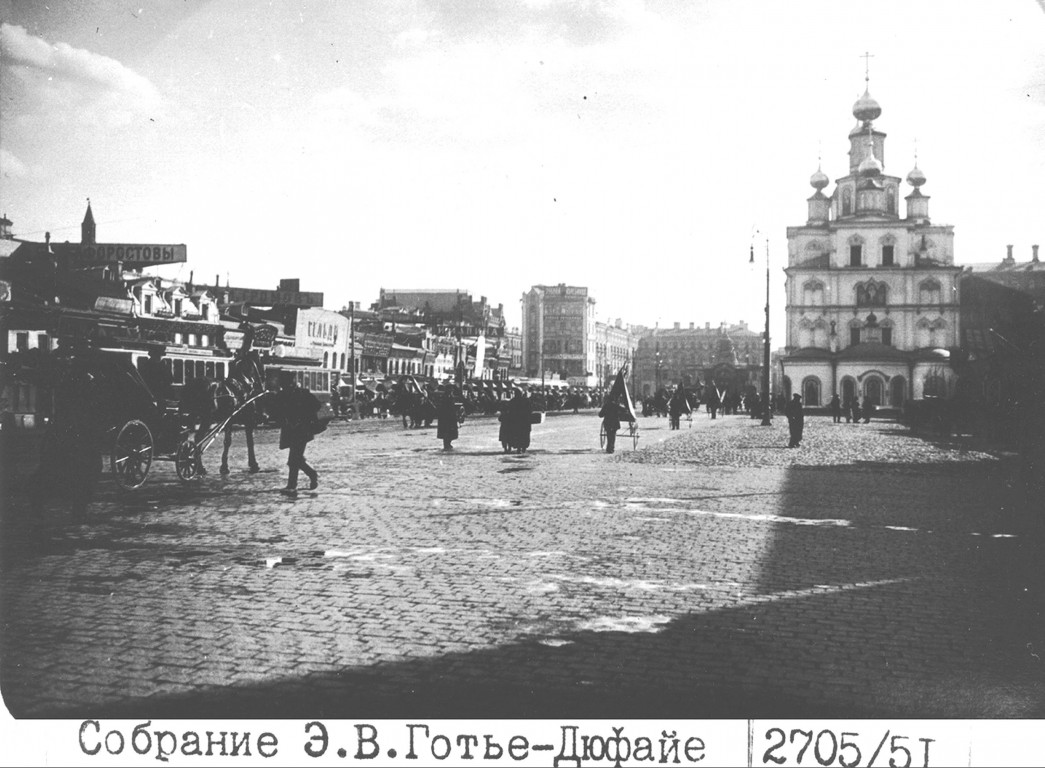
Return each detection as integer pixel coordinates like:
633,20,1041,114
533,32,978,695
1,0,1043,333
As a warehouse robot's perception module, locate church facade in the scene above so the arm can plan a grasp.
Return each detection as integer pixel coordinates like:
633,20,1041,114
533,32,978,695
780,79,962,410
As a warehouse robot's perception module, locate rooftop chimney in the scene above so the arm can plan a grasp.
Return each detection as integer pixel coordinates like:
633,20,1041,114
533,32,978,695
674,321,680,330
705,322,710,330
1034,244,1040,263
689,322,694,330
1005,244,1015,264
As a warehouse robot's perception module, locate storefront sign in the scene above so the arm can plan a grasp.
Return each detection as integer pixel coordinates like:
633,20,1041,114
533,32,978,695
222,287,324,307
56,243,187,264
93,296,134,314
361,332,393,358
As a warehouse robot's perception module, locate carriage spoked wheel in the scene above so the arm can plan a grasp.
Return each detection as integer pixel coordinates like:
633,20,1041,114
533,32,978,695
628,421,640,449
599,423,607,450
175,437,202,482
111,420,154,491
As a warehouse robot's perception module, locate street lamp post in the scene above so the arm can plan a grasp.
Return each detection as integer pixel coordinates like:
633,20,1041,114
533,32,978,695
751,238,773,426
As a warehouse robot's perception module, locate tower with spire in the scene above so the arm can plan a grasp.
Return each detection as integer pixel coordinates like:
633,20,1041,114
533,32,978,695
780,58,962,411
81,198,96,245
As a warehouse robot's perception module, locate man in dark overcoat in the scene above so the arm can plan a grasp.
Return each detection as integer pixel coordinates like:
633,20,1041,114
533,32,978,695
436,388,461,451
270,372,320,493
786,393,805,448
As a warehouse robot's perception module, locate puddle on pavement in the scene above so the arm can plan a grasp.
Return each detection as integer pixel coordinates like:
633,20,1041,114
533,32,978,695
574,615,673,634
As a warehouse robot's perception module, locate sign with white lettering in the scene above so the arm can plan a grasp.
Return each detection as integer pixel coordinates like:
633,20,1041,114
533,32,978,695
93,296,134,314
54,243,187,264
222,287,324,307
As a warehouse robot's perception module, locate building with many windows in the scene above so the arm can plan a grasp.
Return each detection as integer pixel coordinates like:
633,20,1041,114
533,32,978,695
633,321,763,398
780,77,962,409
520,284,638,386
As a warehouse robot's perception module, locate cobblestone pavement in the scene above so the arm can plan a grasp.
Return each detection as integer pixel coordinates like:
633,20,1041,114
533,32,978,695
2,411,1042,719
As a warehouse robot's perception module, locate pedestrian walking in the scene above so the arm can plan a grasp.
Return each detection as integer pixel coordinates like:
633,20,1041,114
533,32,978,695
271,372,321,494
830,394,842,423
786,393,805,448
437,388,461,451
599,400,622,453
851,396,862,425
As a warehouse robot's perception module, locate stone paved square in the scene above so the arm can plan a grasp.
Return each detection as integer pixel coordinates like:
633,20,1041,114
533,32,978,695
2,412,1042,720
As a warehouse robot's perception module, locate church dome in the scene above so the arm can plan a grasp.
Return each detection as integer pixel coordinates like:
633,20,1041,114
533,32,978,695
906,164,926,188
852,89,882,121
809,166,830,190
858,148,883,177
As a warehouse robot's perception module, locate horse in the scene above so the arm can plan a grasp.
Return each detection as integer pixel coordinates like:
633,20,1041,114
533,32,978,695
179,350,266,475
218,350,265,475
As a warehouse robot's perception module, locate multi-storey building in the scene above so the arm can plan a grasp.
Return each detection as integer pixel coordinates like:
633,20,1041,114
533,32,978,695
593,319,636,388
521,284,596,382
520,284,639,386
633,321,763,398
780,76,962,408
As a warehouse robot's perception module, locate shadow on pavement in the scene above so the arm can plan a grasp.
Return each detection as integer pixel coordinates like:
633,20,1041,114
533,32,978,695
3,452,1043,721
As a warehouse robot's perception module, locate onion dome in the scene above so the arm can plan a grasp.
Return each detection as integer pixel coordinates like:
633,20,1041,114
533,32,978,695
858,146,883,177
810,165,830,190
852,88,882,122
906,163,926,188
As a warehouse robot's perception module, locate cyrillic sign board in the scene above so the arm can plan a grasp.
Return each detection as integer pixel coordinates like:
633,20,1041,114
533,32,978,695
54,243,187,264
222,287,324,307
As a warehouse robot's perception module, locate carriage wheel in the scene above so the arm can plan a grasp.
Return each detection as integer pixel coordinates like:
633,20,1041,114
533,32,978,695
599,423,607,450
111,420,153,491
175,438,201,482
629,422,640,450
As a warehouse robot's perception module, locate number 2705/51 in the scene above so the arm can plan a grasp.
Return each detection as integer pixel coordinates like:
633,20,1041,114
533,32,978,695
762,728,933,767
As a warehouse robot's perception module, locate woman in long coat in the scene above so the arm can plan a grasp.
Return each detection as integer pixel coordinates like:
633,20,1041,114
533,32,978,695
436,389,461,451
500,389,532,453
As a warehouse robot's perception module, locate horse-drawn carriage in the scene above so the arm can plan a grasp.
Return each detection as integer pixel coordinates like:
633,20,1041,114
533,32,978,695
50,348,265,491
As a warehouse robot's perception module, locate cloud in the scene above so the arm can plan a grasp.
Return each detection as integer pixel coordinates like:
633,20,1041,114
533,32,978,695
0,148,30,179
0,23,160,107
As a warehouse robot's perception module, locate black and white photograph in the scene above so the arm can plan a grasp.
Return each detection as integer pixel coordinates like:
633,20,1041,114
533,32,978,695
1,1,1043,765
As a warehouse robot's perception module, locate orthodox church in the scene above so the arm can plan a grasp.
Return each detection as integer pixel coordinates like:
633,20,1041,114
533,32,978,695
780,74,962,409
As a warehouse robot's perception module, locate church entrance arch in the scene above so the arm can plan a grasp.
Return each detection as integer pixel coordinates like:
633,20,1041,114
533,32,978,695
802,376,821,406
840,376,857,404
863,375,884,407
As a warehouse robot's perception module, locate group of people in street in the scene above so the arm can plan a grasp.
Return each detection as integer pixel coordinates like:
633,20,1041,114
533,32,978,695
829,394,875,424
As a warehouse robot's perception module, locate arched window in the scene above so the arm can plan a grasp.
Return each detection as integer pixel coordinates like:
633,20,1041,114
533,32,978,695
840,376,857,405
880,234,896,266
880,320,894,347
802,376,822,406
923,372,947,398
841,187,852,216
856,280,887,307
848,234,864,266
890,376,906,406
916,318,946,348
802,280,825,307
848,318,864,347
919,279,942,305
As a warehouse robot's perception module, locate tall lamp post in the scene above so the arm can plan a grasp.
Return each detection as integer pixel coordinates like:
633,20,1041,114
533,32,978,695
750,238,773,426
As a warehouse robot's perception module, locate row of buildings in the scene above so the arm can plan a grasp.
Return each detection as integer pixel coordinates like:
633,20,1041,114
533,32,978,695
2,75,1041,431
